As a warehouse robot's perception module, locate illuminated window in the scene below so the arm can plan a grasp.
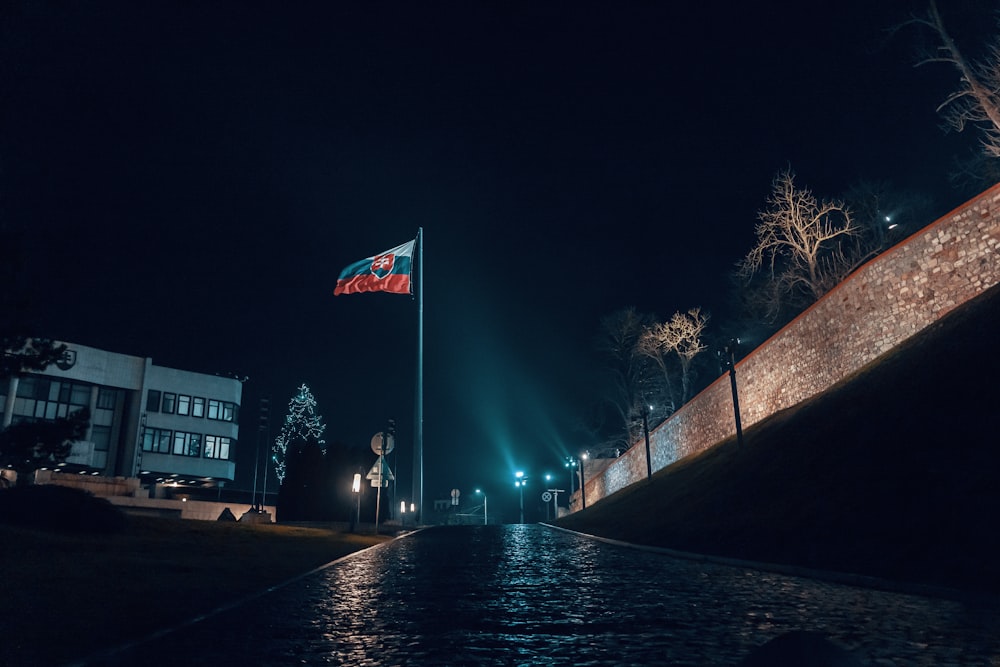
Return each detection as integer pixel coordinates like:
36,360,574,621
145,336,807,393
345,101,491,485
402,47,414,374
171,431,202,457
177,395,191,416
207,400,238,422
192,397,205,418
204,435,231,460
162,393,176,414
141,428,172,453
11,378,92,424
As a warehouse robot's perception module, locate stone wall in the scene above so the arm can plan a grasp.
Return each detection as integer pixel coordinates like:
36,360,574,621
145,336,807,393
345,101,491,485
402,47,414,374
576,183,1000,510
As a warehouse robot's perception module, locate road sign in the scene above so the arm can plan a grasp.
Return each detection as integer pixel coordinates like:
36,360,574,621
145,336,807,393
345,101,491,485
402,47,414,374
365,458,395,487
371,432,395,455
541,491,552,503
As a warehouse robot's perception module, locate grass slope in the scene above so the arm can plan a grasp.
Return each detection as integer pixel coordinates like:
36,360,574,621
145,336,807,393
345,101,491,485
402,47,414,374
0,517,387,666
556,283,1000,596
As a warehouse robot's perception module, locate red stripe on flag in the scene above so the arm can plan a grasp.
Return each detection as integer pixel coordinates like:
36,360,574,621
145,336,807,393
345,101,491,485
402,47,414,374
333,273,411,296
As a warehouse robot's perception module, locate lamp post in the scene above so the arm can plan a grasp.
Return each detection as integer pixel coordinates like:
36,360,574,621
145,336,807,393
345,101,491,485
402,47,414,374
641,404,653,479
544,474,553,520
351,472,361,532
514,471,526,523
720,338,745,448
580,453,588,509
565,456,577,494
475,488,488,525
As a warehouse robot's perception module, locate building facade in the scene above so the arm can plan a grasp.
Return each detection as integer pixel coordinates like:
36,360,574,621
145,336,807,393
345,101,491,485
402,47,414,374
0,342,242,489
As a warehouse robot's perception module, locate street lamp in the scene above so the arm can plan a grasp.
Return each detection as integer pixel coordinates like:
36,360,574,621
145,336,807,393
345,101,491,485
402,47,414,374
565,456,578,494
475,488,488,525
514,471,526,523
719,338,745,448
351,472,362,532
544,473,564,521
641,404,653,479
580,453,588,509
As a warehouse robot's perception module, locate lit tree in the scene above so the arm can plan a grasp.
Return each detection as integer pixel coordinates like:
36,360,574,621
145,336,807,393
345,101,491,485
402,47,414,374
905,1,1000,158
738,169,860,322
897,2,1000,193
639,307,709,408
272,384,326,484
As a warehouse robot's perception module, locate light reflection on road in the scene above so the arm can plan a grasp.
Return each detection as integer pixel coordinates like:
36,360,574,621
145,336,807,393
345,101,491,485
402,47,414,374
91,524,1000,666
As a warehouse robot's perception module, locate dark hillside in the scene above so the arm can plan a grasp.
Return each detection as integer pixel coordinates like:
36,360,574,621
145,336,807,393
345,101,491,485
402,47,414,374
556,282,1000,596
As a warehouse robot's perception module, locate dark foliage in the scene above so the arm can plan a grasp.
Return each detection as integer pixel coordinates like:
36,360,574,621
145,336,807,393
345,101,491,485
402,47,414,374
0,408,90,479
0,336,68,380
276,442,330,522
0,484,128,534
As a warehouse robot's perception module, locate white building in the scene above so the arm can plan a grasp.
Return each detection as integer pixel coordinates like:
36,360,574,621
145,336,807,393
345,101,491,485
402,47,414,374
1,342,242,489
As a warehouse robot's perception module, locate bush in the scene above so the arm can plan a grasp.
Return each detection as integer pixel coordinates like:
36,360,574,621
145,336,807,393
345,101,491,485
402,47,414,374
0,484,129,534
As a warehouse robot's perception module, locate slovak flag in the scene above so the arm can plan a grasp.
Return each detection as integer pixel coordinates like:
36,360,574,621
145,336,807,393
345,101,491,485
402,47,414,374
333,239,415,296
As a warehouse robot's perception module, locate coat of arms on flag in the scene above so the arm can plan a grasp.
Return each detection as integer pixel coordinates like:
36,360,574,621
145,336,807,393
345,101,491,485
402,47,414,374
334,239,415,296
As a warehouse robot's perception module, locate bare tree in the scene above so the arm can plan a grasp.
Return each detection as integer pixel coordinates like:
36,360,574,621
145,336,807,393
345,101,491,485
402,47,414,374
639,307,709,409
738,169,860,322
904,1,1000,158
595,307,654,456
637,324,679,417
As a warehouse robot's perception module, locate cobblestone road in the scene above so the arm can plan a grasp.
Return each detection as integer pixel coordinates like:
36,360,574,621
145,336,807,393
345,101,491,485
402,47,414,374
86,525,1000,666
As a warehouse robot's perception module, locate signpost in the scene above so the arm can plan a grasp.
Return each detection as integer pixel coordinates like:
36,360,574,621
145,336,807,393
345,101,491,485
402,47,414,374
368,431,395,534
543,489,564,521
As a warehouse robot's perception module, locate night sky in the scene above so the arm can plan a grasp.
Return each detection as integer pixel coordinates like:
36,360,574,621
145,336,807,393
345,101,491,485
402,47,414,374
2,1,993,520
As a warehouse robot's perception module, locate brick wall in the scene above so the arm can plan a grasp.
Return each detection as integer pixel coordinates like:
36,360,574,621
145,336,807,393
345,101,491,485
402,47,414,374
576,183,1000,510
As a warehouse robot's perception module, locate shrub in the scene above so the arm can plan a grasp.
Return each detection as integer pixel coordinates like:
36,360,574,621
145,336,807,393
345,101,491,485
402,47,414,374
0,484,129,534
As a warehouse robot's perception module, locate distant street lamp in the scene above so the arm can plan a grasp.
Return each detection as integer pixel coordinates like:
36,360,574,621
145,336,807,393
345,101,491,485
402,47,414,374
475,488,488,525
580,453,588,510
564,456,578,494
719,338,745,448
514,471,526,523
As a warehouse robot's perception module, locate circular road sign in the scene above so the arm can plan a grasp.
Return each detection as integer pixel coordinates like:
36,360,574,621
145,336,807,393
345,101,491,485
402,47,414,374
371,432,395,455
541,491,553,503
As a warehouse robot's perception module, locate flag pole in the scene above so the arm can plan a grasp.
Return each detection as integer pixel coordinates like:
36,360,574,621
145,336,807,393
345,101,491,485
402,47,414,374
414,227,424,523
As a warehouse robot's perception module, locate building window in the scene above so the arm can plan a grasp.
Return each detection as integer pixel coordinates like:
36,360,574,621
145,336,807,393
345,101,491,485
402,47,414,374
141,428,172,454
207,400,238,422
97,388,117,410
146,390,161,412
172,431,202,457
162,393,176,414
192,397,205,418
204,435,231,460
177,395,191,416
92,425,111,452
11,378,92,425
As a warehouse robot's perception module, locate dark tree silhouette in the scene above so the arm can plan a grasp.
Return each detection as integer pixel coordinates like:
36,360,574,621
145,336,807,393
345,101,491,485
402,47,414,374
0,408,90,486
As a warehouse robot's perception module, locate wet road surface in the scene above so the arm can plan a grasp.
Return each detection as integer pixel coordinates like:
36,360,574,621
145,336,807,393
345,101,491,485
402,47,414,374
83,524,1000,666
